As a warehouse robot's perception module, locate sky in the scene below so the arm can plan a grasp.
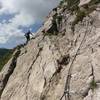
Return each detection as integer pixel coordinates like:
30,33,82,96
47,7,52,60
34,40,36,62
0,0,60,49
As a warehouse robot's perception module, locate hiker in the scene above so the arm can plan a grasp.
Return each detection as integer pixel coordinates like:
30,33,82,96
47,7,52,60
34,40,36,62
24,30,33,44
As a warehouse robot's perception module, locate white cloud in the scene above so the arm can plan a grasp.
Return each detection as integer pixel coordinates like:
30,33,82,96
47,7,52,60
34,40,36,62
0,0,60,20
0,0,60,45
0,36,7,44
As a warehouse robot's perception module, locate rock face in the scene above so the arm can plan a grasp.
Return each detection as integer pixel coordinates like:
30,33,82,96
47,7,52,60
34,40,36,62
0,0,100,100
79,0,91,6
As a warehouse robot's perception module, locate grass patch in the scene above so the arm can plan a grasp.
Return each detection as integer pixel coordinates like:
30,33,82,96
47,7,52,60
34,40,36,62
90,80,97,90
59,0,65,6
59,0,100,33
56,15,63,25
71,0,100,32
67,0,80,11
89,0,100,5
59,0,80,11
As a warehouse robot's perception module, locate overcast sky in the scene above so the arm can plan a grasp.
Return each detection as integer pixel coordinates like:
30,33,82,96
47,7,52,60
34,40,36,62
0,0,60,48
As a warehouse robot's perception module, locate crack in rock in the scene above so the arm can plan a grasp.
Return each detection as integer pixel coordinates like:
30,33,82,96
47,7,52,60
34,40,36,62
25,47,43,100
40,58,65,100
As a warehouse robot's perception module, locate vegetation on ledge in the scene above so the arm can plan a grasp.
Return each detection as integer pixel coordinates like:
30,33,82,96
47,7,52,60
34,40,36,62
90,79,97,90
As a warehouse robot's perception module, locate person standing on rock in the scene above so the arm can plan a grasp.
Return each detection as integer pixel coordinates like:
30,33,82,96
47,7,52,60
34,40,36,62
24,30,33,44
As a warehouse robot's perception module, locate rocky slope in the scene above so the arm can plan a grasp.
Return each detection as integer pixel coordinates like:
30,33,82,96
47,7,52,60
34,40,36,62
0,0,100,100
